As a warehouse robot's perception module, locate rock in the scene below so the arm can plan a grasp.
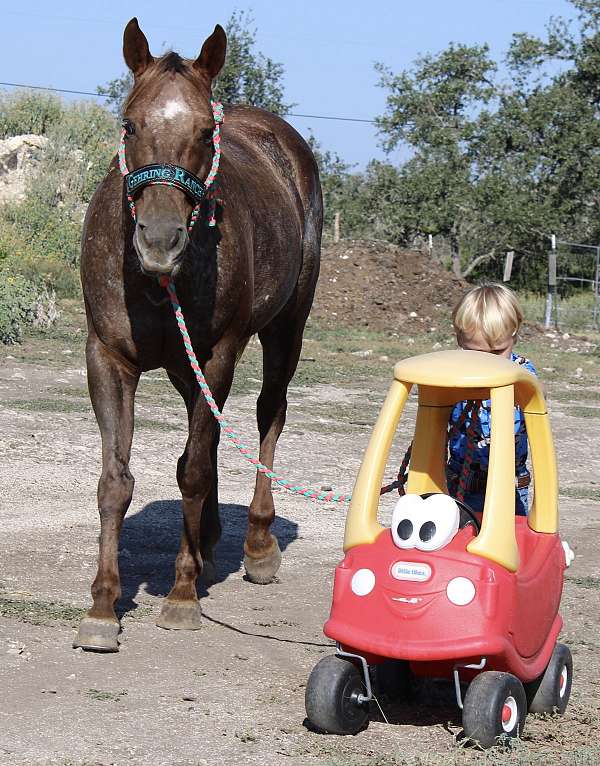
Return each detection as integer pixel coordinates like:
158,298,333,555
351,349,372,358
409,311,418,318
0,134,48,203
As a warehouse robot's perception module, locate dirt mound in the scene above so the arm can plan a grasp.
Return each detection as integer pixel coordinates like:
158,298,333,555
312,240,467,332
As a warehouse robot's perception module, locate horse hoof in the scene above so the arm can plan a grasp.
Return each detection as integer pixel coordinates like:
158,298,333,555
156,600,203,630
244,537,282,584
73,616,120,652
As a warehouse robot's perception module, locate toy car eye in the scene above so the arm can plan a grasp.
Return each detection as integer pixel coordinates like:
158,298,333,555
397,518,413,540
419,521,436,542
391,495,422,549
391,494,460,552
414,495,460,552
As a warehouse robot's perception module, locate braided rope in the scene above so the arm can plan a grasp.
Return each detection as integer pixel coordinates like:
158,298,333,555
455,400,481,503
160,276,482,507
161,276,352,504
118,100,224,232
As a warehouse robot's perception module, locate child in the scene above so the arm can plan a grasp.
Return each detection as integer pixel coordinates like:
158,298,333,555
446,284,537,515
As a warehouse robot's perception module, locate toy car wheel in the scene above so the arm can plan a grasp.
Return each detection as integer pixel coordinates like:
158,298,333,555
375,659,411,701
526,643,573,714
462,671,527,749
305,655,369,735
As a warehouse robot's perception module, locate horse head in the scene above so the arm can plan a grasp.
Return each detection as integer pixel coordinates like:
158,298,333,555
121,17,226,276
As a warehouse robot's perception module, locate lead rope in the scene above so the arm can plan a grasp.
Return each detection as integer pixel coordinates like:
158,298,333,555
455,400,481,503
159,278,483,505
159,276,353,503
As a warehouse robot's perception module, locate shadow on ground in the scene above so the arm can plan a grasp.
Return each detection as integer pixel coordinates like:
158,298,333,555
116,500,298,617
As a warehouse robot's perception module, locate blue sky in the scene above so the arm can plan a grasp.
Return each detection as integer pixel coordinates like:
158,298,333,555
1,0,578,168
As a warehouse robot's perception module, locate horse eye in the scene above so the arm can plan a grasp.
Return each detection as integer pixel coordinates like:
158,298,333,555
121,119,136,136
201,128,213,146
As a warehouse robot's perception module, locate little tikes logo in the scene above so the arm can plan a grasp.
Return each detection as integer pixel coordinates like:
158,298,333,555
391,561,432,582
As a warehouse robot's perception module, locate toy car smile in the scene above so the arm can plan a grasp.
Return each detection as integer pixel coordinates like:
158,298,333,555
305,350,573,748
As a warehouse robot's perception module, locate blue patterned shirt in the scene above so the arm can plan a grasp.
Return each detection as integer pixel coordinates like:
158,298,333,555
448,353,537,472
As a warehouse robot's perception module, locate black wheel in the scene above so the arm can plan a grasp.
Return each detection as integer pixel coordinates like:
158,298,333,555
305,655,369,735
375,658,411,701
462,671,527,749
526,643,573,714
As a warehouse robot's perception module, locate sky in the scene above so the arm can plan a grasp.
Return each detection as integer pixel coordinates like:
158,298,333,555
0,0,579,168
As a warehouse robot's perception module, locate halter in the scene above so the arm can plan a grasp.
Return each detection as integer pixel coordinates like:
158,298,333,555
118,100,224,231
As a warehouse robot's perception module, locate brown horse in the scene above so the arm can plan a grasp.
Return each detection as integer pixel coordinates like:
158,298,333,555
74,18,322,651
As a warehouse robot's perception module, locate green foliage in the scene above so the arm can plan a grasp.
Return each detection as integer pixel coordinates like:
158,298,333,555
213,10,293,114
0,271,56,344
317,0,600,297
96,72,133,116
0,90,63,137
0,95,117,305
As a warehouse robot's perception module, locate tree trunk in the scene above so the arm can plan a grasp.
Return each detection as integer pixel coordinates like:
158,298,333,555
450,225,462,278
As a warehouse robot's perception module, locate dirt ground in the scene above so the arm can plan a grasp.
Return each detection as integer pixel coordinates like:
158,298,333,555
1,279,600,766
312,241,467,331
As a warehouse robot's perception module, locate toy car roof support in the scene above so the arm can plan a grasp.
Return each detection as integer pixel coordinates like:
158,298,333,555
344,351,558,572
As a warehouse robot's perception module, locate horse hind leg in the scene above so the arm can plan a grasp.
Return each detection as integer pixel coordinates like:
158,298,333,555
166,371,220,587
156,341,236,630
244,319,306,584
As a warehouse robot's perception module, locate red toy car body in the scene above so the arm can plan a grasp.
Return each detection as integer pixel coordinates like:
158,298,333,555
305,351,573,747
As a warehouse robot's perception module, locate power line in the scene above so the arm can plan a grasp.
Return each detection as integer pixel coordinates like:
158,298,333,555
0,81,377,125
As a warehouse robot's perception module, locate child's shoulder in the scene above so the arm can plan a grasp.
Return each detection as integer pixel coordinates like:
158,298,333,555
511,352,537,376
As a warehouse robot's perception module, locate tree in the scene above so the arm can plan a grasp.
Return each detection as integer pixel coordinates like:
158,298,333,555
97,11,292,115
375,44,497,276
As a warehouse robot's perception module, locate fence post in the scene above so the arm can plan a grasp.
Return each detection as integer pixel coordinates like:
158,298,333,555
544,235,557,329
503,251,514,282
333,211,340,243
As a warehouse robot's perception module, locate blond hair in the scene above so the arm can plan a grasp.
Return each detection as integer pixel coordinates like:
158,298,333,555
452,283,523,346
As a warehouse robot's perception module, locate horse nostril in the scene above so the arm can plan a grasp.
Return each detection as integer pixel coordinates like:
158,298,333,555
168,227,185,250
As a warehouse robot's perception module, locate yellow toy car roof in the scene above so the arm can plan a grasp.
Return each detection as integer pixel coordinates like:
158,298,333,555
394,350,546,414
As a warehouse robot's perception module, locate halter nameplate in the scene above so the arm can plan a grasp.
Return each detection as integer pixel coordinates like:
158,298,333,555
125,163,206,204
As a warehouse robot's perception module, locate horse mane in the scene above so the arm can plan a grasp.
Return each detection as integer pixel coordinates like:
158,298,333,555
124,52,206,111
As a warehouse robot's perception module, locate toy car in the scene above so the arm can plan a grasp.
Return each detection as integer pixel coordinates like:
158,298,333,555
306,350,573,748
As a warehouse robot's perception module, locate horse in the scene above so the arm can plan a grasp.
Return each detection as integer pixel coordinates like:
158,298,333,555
74,17,322,652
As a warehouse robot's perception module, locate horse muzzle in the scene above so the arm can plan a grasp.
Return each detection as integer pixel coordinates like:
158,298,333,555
134,218,189,275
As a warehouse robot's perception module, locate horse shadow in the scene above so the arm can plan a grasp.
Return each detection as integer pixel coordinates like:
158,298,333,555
116,500,299,618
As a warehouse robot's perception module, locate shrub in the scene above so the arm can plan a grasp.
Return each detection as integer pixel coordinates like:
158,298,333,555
0,90,63,137
0,271,58,344
0,95,117,298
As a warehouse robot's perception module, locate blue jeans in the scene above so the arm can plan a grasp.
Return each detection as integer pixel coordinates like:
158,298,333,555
446,461,529,516
457,487,528,516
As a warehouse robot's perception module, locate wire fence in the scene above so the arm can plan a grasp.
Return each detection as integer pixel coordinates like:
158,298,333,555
552,240,600,331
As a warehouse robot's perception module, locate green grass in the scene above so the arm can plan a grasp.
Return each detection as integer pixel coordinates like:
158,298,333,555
547,388,600,403
85,688,128,702
520,291,600,333
565,575,600,589
0,597,85,626
5,398,90,414
564,406,600,419
560,486,600,502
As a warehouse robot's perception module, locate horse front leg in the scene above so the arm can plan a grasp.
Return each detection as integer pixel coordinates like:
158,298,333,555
156,338,236,630
244,323,304,584
74,333,139,652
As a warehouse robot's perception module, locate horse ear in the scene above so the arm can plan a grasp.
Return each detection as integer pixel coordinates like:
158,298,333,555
194,25,227,80
123,18,154,77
